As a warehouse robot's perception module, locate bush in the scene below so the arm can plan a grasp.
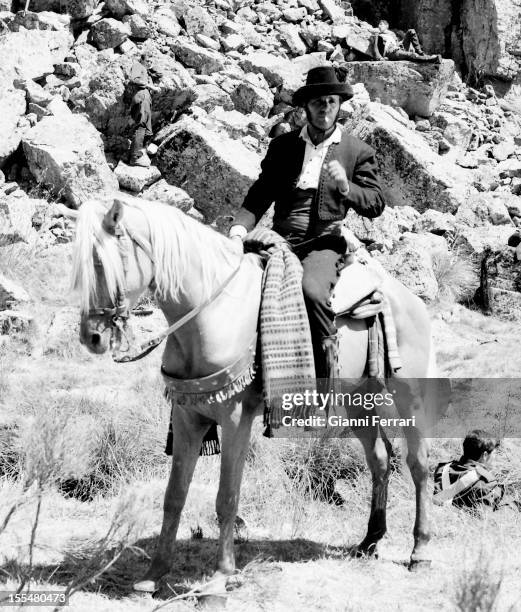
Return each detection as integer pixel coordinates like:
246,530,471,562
432,250,475,304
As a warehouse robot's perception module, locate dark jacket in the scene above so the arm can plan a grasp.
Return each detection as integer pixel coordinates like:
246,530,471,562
233,128,385,234
433,458,506,510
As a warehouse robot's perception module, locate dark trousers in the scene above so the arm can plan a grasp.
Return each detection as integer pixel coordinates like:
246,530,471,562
296,237,346,378
129,126,147,162
402,29,423,54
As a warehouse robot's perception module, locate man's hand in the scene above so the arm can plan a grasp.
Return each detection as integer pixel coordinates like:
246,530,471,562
327,160,349,195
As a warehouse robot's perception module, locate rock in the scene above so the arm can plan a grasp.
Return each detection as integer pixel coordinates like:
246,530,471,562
347,102,472,213
298,0,319,10
377,233,439,301
429,111,473,150
491,139,515,162
153,5,181,37
0,29,72,82
0,193,38,246
414,209,457,235
90,18,130,50
339,60,455,118
67,0,97,18
105,0,147,18
54,62,81,78
155,117,260,227
0,88,26,166
506,196,521,218
343,22,374,57
498,158,521,179
230,77,274,116
236,6,257,23
0,274,29,309
193,83,233,112
455,194,512,227
239,51,327,103
9,10,71,32
489,288,521,322
114,161,161,193
184,5,219,39
141,179,193,211
278,23,307,56
196,33,221,51
122,13,149,40
207,107,265,139
118,39,137,54
460,0,521,81
282,7,307,22
344,207,400,250
222,34,246,52
22,114,118,207
0,310,33,335
318,0,348,23
173,39,226,75
317,40,334,54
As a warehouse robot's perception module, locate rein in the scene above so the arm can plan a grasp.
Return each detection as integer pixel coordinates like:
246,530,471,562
90,219,243,363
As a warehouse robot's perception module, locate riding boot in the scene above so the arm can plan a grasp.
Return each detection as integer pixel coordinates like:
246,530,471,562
318,334,338,408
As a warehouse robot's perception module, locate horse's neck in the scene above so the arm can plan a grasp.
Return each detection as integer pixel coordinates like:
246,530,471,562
159,254,263,379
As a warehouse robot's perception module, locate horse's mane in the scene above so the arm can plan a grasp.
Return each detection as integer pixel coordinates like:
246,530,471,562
71,198,240,313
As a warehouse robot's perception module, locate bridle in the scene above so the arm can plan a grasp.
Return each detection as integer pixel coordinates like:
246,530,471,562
89,218,152,334
87,214,243,363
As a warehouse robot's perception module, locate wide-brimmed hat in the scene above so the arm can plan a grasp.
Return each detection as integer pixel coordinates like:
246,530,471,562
293,66,354,107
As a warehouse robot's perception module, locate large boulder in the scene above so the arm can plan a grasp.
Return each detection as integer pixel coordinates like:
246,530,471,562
0,193,39,246
339,60,455,118
230,74,274,116
173,38,226,75
239,51,328,103
0,87,26,166
375,232,440,301
155,117,260,228
460,0,521,81
22,114,118,207
347,102,473,213
141,179,194,211
89,18,130,50
0,29,72,83
114,162,161,192
0,273,29,309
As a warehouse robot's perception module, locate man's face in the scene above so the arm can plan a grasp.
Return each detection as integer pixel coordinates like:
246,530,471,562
378,21,388,33
306,95,341,131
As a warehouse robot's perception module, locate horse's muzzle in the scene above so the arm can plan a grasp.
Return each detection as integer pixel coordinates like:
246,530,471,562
80,316,111,354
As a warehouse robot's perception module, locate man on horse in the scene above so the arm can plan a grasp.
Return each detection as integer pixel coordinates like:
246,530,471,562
228,66,386,383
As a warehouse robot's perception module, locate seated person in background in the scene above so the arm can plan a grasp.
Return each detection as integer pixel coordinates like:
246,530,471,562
374,20,441,64
433,430,520,511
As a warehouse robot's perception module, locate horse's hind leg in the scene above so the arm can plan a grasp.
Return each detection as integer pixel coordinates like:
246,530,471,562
353,426,393,557
134,407,210,592
215,397,255,576
405,427,431,570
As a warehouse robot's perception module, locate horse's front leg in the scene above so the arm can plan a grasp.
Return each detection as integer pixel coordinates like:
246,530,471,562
134,407,210,593
353,427,392,557
405,428,431,570
215,397,255,576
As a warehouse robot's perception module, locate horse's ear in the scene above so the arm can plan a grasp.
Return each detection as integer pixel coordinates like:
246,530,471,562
103,199,125,235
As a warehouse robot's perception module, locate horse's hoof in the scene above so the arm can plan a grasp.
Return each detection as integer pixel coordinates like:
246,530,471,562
408,558,432,572
196,571,229,608
133,579,159,593
352,544,379,560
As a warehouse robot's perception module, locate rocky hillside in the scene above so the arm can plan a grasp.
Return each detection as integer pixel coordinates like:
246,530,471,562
1,0,521,332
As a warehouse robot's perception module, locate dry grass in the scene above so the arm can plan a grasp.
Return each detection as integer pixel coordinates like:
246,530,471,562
431,249,476,305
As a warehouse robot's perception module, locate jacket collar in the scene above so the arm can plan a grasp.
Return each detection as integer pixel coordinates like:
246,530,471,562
299,124,342,148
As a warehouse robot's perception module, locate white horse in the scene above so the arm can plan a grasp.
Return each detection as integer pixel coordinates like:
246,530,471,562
72,197,438,593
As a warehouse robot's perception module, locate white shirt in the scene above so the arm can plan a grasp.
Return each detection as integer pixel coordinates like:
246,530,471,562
296,124,342,190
